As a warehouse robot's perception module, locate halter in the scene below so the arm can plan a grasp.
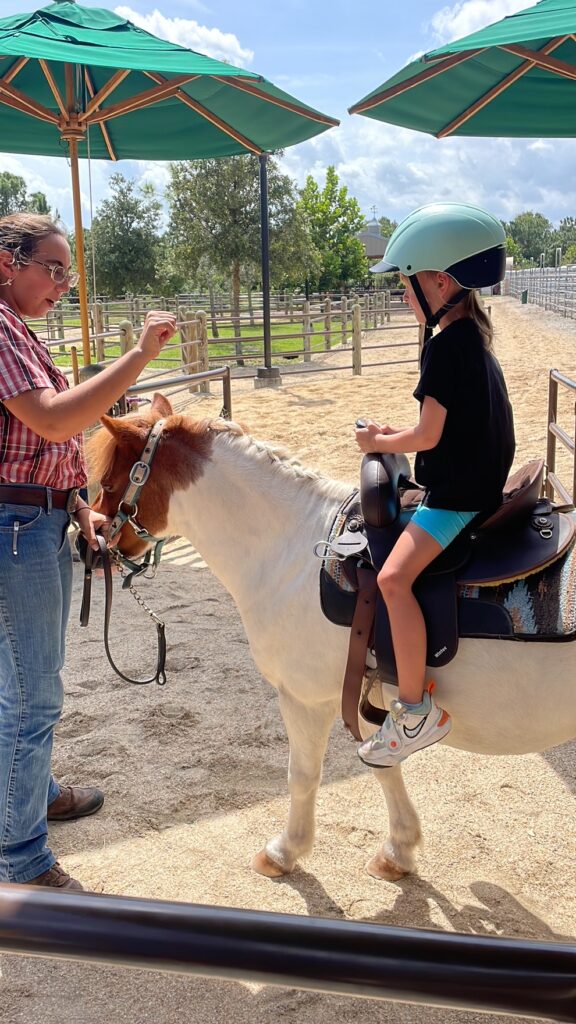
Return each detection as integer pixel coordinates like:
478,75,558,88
108,418,167,587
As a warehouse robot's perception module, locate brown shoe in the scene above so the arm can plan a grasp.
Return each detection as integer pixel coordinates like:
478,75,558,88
25,862,84,891
47,785,104,822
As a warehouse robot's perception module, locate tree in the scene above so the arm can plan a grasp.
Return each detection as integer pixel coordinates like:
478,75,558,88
504,211,553,264
298,166,368,291
167,155,318,354
564,243,576,265
504,234,526,267
0,172,50,218
378,215,397,243
551,217,576,263
89,173,162,295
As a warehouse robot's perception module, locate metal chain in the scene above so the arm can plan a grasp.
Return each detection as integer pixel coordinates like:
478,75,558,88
111,550,164,626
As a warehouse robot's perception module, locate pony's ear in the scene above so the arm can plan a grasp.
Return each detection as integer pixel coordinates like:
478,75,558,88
151,393,173,418
100,414,142,447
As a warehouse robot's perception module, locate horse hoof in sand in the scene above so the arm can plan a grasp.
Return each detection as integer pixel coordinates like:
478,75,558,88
365,853,408,881
251,850,289,878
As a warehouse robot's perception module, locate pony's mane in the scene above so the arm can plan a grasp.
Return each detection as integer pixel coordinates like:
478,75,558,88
87,412,352,503
207,418,351,501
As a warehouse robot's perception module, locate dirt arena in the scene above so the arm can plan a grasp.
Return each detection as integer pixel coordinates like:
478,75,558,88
1,295,575,1024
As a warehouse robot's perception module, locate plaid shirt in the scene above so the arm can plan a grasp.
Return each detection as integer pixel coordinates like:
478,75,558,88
0,299,87,487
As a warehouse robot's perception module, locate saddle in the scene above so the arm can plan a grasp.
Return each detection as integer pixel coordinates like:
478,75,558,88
318,455,576,739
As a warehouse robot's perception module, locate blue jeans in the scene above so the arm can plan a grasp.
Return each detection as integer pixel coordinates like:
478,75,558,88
0,504,72,882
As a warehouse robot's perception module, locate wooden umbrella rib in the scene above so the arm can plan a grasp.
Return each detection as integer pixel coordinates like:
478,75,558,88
0,79,58,123
437,36,569,138
84,68,117,160
348,50,481,113
502,42,576,80
0,56,28,84
81,69,131,120
144,71,263,153
173,90,263,153
212,76,339,126
39,59,67,117
84,74,199,125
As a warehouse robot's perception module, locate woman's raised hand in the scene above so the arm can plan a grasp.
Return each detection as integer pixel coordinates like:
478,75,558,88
137,311,178,360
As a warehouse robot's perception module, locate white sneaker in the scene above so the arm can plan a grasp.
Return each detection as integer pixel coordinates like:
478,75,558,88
358,688,452,768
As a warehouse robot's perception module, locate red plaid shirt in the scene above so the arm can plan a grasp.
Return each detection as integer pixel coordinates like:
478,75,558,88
0,299,86,487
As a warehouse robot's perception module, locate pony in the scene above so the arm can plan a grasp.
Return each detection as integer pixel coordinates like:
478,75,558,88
86,393,576,881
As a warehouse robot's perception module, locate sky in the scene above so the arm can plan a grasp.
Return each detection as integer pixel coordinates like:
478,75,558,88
2,0,576,232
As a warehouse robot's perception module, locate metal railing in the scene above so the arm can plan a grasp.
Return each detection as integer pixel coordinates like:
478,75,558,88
0,888,574,1021
546,369,576,504
126,366,232,419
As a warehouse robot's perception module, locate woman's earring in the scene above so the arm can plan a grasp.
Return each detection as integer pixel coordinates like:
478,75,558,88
0,278,13,287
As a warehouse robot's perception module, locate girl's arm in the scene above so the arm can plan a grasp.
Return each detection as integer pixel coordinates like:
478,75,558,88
355,396,447,454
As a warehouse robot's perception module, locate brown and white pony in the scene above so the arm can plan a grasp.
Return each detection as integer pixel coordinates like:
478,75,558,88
87,394,576,881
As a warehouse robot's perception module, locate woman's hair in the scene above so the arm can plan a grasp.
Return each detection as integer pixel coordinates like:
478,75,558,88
461,289,494,350
0,213,66,269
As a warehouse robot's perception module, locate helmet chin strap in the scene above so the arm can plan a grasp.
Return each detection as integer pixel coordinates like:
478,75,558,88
410,274,469,331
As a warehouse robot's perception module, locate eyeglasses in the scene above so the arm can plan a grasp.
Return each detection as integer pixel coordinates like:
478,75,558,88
20,258,79,288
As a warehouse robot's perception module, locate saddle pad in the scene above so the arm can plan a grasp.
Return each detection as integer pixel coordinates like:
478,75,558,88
459,535,576,640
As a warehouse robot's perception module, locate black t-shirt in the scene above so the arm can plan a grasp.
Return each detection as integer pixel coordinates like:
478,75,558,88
413,318,515,511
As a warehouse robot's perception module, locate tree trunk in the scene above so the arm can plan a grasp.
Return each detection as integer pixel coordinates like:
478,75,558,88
232,261,244,366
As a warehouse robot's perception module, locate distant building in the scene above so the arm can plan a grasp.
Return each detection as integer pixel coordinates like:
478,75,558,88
357,217,389,267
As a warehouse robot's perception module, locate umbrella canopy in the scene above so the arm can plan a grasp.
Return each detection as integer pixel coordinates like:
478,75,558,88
349,0,576,138
0,0,339,363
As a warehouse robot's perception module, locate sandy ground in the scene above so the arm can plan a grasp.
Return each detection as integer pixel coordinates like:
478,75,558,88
1,295,575,1024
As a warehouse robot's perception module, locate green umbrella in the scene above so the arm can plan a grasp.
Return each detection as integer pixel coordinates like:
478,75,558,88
0,0,338,366
349,0,576,139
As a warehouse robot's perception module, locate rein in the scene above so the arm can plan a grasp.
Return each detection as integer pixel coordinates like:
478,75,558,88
78,417,169,686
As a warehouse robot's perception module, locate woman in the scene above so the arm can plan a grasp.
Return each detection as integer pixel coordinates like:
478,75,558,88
0,212,176,889
355,202,515,769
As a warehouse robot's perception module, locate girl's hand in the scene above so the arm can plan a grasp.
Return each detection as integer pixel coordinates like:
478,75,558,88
136,311,177,361
75,506,111,552
355,419,382,452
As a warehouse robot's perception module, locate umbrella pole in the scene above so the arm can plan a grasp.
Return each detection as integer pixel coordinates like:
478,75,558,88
256,154,280,388
68,140,92,366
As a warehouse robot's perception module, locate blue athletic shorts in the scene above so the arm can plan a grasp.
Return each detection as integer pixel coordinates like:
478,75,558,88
409,505,480,549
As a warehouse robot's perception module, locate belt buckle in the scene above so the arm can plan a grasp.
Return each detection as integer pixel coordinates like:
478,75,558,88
66,488,79,514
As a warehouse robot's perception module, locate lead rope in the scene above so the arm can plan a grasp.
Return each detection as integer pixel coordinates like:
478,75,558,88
80,535,167,686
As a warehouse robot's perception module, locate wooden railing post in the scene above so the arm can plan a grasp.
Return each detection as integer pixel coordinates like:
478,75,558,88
341,296,348,345
303,299,311,362
324,297,332,351
119,319,134,356
352,304,362,375
385,290,391,323
196,310,210,393
546,371,558,500
93,301,105,361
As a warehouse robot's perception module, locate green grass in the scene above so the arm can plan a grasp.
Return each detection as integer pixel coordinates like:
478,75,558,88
51,319,353,371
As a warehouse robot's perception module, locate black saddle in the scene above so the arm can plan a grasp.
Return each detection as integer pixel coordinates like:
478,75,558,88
320,454,576,684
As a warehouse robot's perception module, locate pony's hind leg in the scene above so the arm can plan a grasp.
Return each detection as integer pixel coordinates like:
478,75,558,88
252,690,338,878
366,765,422,880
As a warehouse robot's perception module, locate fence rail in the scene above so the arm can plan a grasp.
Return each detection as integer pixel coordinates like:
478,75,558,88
546,369,576,504
507,265,576,319
0,888,574,1021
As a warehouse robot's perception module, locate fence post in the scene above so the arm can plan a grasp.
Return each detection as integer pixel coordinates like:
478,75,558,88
180,307,200,393
340,296,348,345
288,292,294,324
196,310,210,393
546,372,558,500
93,301,105,362
302,299,312,361
385,290,391,323
119,319,134,356
363,293,369,329
352,304,362,376
324,297,332,351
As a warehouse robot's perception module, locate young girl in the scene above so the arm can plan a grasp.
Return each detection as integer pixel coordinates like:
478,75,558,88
356,202,515,768
0,213,176,889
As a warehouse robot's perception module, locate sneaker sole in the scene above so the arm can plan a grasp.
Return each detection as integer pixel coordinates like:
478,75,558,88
358,723,452,769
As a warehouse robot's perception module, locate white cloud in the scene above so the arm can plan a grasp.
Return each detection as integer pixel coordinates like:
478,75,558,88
114,7,254,66
278,118,576,225
428,0,528,45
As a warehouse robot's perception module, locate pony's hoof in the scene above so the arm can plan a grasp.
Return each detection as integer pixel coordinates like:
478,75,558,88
251,850,289,877
365,853,408,881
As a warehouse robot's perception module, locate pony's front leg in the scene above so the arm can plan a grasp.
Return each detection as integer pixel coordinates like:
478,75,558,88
366,765,422,880
252,690,338,878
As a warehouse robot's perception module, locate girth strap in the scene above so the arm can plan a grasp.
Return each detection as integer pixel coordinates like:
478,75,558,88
341,567,378,740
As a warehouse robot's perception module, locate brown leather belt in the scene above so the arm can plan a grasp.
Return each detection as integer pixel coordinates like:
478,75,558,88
0,484,79,513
